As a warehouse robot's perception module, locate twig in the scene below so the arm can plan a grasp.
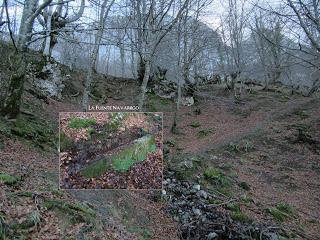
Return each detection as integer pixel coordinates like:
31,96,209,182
4,0,17,51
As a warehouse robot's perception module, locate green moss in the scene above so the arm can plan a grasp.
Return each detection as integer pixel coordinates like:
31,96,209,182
12,115,55,149
0,118,11,137
198,128,214,138
68,117,96,129
204,168,230,187
112,135,156,172
43,199,96,224
239,181,250,191
190,121,201,128
165,139,176,147
226,203,252,222
293,110,309,119
0,213,6,239
0,173,21,186
230,211,251,222
146,93,174,112
267,208,289,222
240,195,254,204
276,202,294,214
81,135,157,177
81,158,111,178
204,168,222,178
267,203,294,222
226,203,240,212
59,132,74,152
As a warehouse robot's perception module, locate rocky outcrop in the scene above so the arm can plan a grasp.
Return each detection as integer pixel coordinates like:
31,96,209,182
152,79,177,99
28,62,67,99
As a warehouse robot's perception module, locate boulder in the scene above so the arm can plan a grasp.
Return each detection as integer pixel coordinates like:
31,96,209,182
31,62,66,99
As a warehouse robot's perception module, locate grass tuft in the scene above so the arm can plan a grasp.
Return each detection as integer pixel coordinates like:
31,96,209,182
68,118,96,129
190,121,201,128
267,202,294,222
0,173,21,186
198,128,214,137
204,168,230,187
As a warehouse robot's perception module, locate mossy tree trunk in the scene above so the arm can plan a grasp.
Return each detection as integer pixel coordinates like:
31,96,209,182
0,0,52,119
1,53,26,119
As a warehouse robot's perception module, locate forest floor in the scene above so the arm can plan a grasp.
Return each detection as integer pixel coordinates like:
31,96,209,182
59,112,163,189
164,85,320,238
0,47,319,239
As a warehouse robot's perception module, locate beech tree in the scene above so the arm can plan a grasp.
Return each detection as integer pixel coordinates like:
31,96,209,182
285,0,320,95
37,0,85,58
129,0,191,109
251,12,284,89
1,0,53,119
82,0,116,111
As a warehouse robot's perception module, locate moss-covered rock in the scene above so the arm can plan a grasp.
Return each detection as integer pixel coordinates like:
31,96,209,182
81,135,157,177
11,114,55,149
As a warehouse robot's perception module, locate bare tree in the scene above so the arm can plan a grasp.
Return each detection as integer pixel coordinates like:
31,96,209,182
82,0,116,111
172,0,213,132
251,11,284,89
257,0,320,94
129,0,190,110
0,1,7,27
37,0,85,57
220,0,250,96
286,0,320,94
1,0,53,119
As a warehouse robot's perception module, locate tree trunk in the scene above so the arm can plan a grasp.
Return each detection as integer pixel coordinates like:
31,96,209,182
43,10,53,57
81,0,115,111
1,0,41,119
1,53,26,118
137,57,145,82
138,60,151,110
120,44,125,77
172,78,181,134
82,67,93,111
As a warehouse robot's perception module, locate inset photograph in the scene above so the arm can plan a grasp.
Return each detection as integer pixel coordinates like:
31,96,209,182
59,112,163,189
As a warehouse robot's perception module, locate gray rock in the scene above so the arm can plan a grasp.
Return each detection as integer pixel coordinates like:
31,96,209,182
178,160,194,169
193,184,201,191
197,190,208,199
32,62,66,99
207,232,218,239
177,200,186,206
192,207,201,216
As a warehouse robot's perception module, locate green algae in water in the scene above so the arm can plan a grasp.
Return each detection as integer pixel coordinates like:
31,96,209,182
81,135,157,178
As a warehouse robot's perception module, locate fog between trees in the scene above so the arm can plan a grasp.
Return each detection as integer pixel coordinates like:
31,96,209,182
0,0,319,117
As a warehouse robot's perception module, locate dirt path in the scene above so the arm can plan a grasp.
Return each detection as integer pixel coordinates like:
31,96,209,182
165,93,316,154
